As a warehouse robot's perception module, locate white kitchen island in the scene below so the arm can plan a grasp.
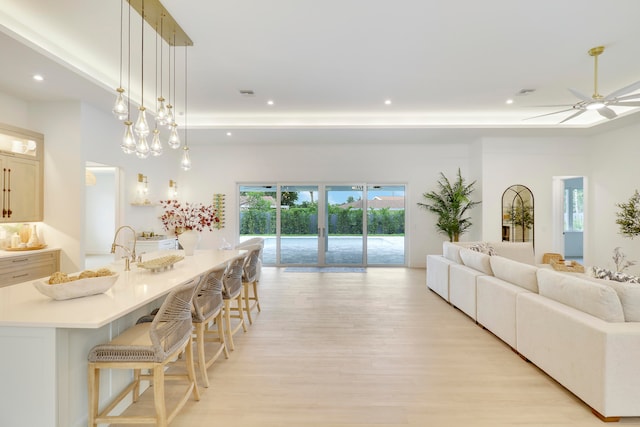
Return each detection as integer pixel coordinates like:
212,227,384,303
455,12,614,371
0,249,246,427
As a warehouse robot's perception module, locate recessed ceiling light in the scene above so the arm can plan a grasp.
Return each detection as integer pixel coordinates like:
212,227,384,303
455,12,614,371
33,74,44,81
226,132,232,136
267,100,274,106
506,99,514,104
384,99,392,105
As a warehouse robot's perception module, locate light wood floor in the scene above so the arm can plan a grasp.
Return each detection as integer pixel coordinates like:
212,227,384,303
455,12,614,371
114,267,640,426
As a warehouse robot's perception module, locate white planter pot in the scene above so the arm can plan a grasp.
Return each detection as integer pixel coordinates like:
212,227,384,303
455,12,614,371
177,230,201,256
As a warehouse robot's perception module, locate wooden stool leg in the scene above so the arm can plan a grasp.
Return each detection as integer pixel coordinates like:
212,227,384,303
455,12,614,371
244,283,253,325
224,300,235,351
217,312,230,359
153,365,168,427
185,339,201,401
254,281,261,312
133,368,141,402
87,363,99,427
195,323,209,388
238,292,247,333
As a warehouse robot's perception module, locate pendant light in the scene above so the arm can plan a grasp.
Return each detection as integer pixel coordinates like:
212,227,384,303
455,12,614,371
181,44,192,171
113,0,192,159
155,14,167,126
165,35,175,129
150,22,163,156
120,2,136,154
133,0,150,141
112,0,127,120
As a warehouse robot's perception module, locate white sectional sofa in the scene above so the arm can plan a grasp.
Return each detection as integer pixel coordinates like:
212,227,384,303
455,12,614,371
426,241,640,421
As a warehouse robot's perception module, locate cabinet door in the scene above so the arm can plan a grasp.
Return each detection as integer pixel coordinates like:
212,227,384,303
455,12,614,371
1,156,41,222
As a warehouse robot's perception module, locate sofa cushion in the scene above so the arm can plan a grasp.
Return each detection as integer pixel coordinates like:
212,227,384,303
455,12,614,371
490,241,535,265
459,248,493,275
489,255,538,293
442,241,464,263
581,273,640,322
537,269,625,322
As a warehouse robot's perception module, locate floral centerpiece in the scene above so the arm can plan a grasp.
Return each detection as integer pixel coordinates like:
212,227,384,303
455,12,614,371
159,200,221,235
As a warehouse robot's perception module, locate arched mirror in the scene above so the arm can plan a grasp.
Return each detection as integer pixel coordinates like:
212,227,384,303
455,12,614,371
501,185,534,245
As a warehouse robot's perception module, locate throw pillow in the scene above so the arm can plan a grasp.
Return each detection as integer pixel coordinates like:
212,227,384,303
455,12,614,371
469,242,497,256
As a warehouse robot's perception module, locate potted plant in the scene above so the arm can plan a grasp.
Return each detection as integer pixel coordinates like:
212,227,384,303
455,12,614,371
417,168,480,242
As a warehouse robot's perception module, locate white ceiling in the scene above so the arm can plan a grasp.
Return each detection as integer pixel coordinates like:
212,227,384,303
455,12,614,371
2,0,640,132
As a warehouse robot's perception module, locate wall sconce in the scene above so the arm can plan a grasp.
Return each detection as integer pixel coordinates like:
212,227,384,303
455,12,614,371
136,173,150,204
168,179,178,199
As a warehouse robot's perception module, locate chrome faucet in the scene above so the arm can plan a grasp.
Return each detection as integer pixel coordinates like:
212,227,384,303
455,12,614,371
110,225,137,271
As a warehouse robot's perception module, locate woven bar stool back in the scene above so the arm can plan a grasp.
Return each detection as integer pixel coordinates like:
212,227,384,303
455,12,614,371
241,243,263,325
192,265,229,387
87,279,201,427
222,253,248,350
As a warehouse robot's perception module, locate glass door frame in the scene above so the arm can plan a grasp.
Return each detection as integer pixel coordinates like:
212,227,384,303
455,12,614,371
238,182,406,267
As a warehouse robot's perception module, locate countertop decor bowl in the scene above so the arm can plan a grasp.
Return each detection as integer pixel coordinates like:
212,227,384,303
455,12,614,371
33,274,119,300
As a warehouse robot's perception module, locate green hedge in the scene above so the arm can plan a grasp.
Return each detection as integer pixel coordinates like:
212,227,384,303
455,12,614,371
240,208,404,235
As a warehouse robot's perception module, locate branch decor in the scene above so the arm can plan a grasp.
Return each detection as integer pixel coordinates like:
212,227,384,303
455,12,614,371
159,200,221,235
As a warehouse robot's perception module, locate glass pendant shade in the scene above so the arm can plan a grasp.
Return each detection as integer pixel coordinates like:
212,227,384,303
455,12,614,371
156,97,167,125
134,106,150,137
112,88,128,120
121,121,136,154
168,123,181,149
150,129,163,156
135,134,151,159
180,146,191,171
165,104,174,128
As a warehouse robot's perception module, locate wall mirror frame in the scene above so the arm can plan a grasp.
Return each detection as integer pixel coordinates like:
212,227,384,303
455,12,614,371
501,184,534,245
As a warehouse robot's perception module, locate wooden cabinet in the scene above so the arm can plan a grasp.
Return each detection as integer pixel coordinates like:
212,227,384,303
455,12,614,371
0,123,44,223
0,249,60,287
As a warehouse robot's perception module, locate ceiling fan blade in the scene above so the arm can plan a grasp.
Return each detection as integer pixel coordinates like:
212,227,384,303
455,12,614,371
604,80,640,101
611,101,640,107
568,88,593,103
559,109,587,123
597,107,617,120
614,92,640,101
523,108,576,121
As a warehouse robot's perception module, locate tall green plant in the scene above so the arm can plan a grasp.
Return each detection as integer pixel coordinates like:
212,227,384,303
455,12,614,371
616,190,640,238
417,169,480,242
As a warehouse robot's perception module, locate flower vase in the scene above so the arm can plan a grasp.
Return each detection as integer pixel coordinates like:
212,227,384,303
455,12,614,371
178,229,200,256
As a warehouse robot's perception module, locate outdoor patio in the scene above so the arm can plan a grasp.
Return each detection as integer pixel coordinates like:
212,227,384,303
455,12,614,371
245,235,405,266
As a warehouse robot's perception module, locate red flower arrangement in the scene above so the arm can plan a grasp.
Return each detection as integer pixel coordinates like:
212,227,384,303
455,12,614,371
159,200,221,234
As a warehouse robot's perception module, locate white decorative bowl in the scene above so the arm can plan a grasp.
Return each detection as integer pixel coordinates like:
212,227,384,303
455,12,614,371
33,274,119,300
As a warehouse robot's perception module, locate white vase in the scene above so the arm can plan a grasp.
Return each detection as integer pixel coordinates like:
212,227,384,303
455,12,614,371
178,230,200,256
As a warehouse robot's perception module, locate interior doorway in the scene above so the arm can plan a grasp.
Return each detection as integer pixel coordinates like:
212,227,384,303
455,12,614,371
84,163,119,269
552,176,585,263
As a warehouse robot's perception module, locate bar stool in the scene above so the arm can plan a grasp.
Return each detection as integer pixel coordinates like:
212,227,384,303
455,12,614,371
87,279,201,427
223,253,248,351
240,243,263,325
192,265,229,387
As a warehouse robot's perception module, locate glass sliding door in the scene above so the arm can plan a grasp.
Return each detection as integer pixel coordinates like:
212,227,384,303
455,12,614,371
366,185,405,265
238,185,277,264
325,185,364,265
280,185,319,264
239,183,405,266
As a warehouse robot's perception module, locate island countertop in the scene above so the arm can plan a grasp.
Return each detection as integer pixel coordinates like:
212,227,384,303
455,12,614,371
0,249,246,329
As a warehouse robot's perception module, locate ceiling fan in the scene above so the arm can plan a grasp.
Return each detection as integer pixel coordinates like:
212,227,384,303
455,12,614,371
527,46,640,123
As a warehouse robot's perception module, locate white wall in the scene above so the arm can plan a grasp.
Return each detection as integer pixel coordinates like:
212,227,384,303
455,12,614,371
589,121,640,274
4,87,640,271
175,133,481,267
480,136,590,263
